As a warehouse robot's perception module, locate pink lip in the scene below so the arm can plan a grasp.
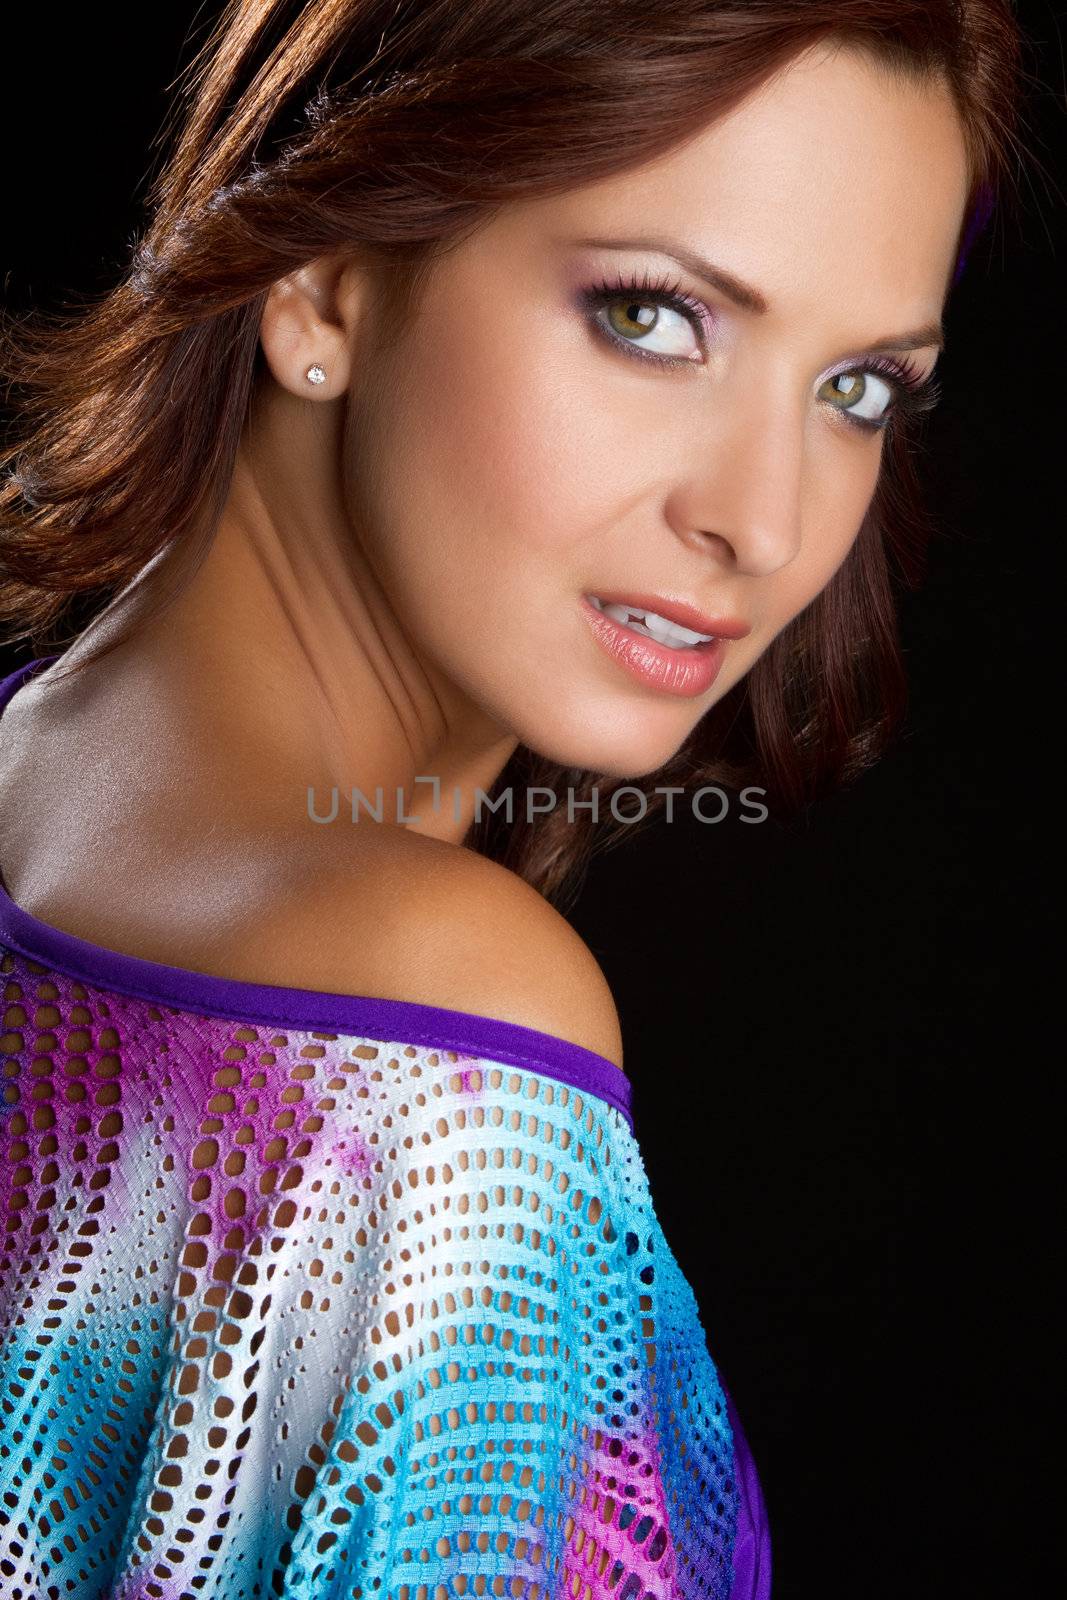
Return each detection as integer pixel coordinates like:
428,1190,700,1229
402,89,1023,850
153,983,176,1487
579,594,739,699
584,589,751,641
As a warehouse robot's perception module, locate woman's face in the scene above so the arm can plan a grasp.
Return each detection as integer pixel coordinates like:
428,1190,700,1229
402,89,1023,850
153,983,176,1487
343,41,971,780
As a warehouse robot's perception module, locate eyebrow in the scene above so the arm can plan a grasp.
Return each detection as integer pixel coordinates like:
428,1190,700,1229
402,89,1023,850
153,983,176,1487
568,234,945,353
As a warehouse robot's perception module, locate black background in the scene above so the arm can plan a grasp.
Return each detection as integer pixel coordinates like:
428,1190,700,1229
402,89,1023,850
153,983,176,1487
2,5,1061,1595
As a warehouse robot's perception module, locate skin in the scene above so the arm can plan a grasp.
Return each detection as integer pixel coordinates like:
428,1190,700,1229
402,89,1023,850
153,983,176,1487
0,40,971,1047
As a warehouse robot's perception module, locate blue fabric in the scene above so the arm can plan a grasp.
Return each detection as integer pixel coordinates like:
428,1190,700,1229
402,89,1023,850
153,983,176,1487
0,657,770,1598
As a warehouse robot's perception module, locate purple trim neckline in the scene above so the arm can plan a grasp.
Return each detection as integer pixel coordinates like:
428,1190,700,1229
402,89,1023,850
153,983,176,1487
0,655,633,1129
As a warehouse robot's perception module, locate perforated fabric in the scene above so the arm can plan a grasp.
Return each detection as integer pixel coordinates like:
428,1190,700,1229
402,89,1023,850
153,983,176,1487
0,946,749,1600
0,654,769,1600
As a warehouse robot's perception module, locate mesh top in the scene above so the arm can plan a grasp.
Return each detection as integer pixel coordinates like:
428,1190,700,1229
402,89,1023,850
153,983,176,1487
0,657,770,1600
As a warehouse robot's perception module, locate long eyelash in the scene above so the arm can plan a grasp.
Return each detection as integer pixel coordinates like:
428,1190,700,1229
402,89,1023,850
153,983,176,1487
579,270,710,367
851,352,942,432
579,272,943,429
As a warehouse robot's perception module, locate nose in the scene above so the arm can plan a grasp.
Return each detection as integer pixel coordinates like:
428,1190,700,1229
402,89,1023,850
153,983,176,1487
670,393,805,577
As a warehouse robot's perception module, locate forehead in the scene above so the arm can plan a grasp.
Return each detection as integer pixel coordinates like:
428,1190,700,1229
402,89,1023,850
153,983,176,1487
511,42,972,339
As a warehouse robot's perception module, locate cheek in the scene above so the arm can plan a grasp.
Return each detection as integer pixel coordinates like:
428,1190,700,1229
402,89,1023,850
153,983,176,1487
370,304,635,577
776,438,884,619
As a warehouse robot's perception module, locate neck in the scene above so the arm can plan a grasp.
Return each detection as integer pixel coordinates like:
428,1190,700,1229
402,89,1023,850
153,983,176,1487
56,384,520,847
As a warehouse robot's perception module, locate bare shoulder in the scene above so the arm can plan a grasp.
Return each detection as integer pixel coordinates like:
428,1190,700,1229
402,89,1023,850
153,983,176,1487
259,830,625,1071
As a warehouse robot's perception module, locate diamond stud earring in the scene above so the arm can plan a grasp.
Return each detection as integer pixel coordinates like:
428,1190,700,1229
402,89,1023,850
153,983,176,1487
305,364,327,385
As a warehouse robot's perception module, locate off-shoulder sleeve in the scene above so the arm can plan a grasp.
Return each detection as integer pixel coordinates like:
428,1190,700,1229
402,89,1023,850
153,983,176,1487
0,979,758,1598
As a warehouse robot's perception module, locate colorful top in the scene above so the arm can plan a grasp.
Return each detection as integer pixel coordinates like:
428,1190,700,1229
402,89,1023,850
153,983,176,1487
0,656,770,1600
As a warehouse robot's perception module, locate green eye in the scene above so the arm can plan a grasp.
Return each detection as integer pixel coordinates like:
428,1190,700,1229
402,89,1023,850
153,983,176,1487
581,277,709,368
600,295,702,360
605,299,661,339
818,369,894,427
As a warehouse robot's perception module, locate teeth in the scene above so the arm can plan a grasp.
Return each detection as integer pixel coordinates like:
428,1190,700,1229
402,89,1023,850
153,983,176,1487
591,596,714,649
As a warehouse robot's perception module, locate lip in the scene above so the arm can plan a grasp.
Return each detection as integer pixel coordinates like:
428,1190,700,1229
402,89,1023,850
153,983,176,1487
580,593,741,699
583,589,751,641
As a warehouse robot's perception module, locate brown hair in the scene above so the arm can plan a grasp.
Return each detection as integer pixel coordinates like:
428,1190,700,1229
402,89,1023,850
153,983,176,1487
0,0,1025,909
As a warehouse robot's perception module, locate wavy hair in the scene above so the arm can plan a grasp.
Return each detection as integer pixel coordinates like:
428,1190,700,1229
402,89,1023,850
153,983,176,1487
0,0,1025,907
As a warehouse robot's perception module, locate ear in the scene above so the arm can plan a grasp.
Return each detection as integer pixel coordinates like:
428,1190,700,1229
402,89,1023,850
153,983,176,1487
258,254,368,400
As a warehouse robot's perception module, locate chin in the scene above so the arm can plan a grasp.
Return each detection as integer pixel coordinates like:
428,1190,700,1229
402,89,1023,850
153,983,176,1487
521,710,689,785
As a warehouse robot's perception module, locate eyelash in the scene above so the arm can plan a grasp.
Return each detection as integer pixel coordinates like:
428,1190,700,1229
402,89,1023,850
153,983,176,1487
579,269,942,434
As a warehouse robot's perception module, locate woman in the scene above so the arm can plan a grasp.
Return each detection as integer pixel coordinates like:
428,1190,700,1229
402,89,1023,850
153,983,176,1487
0,2,1022,1596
